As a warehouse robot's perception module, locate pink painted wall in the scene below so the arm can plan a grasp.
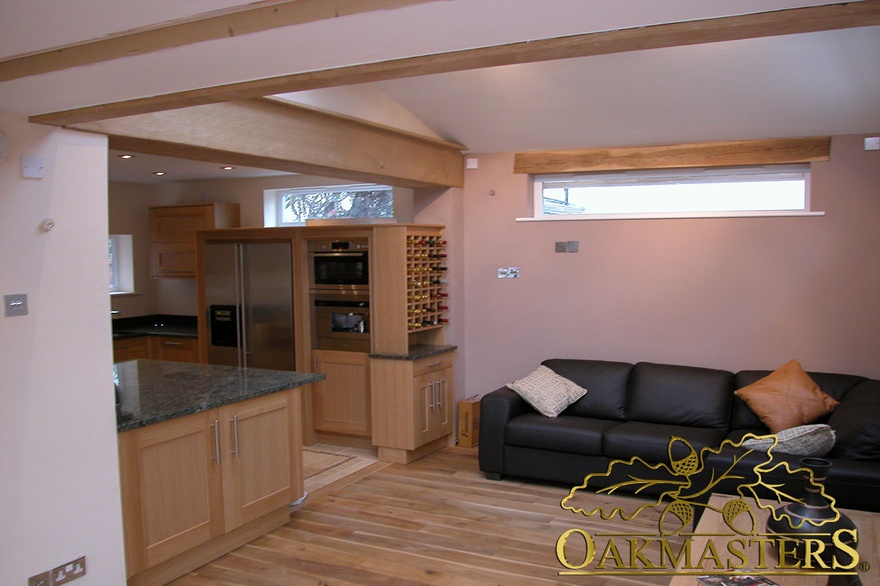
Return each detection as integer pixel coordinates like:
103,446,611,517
452,134,880,398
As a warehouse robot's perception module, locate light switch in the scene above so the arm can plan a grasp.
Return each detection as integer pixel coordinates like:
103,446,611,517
22,156,45,179
4,293,28,317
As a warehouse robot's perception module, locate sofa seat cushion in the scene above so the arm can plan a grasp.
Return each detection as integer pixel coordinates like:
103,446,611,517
603,421,728,464
505,414,620,456
627,362,734,429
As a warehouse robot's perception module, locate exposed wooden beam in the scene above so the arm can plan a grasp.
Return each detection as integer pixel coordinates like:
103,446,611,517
513,137,832,175
74,99,464,188
30,1,880,127
0,0,440,83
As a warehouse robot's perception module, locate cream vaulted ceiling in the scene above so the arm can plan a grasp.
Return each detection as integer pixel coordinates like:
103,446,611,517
1,0,878,182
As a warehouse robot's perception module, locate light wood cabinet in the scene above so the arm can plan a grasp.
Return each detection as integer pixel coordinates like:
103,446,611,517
113,337,150,362
118,410,224,572
371,352,454,463
311,350,371,437
118,389,302,585
149,336,200,363
220,392,295,530
150,203,239,278
113,336,199,363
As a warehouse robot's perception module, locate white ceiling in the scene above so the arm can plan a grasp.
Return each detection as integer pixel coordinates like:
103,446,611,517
2,0,878,184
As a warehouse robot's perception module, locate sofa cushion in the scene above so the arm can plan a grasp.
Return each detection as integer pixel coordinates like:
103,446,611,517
741,424,836,457
603,421,729,464
505,414,619,456
827,380,880,461
506,365,587,417
734,360,839,433
730,370,865,431
543,359,632,421
626,362,734,429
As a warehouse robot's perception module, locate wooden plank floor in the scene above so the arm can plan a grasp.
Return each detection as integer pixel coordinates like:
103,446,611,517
170,448,680,586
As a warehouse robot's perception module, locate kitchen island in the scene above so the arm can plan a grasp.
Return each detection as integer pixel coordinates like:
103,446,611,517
115,359,324,586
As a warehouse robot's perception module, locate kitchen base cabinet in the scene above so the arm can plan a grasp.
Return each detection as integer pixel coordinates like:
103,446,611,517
114,337,151,362
118,388,303,586
370,352,454,464
149,336,200,363
312,350,371,437
114,336,199,363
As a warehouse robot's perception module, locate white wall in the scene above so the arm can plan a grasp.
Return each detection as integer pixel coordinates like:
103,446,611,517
0,111,126,584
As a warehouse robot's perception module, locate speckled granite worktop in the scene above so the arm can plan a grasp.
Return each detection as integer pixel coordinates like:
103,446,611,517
369,344,457,360
114,359,324,432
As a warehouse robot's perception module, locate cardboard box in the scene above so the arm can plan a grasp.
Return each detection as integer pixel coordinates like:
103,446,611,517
457,398,480,447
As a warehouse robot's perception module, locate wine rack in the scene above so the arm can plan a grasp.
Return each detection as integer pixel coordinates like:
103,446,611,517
405,233,449,332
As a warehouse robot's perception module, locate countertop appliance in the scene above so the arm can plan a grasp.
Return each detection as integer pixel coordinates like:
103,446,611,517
203,240,295,370
308,238,369,294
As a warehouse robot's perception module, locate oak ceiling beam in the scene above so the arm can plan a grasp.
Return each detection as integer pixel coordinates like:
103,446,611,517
72,98,464,188
30,0,880,127
0,0,440,83
513,137,832,175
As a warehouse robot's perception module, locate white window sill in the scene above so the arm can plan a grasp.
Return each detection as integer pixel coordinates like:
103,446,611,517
516,211,825,222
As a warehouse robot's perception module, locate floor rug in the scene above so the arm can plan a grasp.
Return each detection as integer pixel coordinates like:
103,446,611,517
301,443,380,495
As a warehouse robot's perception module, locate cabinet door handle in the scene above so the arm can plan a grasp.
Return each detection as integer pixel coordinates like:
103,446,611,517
231,415,240,458
212,419,220,464
427,360,445,368
163,341,183,347
429,380,436,410
437,379,445,408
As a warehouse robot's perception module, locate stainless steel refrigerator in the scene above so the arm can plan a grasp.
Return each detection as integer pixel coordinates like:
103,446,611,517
203,240,295,370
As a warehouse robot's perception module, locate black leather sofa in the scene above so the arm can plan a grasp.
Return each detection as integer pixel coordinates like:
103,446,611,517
479,359,880,512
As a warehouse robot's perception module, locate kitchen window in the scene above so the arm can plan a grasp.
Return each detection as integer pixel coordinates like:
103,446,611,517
109,234,135,294
527,164,822,220
271,185,393,226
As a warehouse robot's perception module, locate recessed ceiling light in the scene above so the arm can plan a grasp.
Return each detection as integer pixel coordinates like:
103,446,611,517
221,165,234,171
153,171,165,176
117,154,135,159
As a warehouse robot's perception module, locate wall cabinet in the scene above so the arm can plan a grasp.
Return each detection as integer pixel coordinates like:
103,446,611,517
150,203,239,278
311,350,371,437
118,389,301,585
371,352,454,463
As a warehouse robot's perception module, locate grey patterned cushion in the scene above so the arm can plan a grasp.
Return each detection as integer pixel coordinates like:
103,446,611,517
507,366,588,417
742,423,836,456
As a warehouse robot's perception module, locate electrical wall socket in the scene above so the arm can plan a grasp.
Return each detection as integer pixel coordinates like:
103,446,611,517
27,571,50,586
51,556,86,585
497,267,520,278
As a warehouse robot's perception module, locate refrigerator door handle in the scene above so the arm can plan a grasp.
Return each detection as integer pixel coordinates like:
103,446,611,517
235,243,249,368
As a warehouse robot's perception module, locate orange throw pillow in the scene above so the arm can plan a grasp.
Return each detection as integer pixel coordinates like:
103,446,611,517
734,360,839,433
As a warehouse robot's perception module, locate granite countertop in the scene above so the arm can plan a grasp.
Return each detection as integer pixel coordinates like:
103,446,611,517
114,359,325,432
370,344,457,361
112,314,198,340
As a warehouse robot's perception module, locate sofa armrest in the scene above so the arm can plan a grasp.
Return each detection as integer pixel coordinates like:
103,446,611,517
478,387,532,478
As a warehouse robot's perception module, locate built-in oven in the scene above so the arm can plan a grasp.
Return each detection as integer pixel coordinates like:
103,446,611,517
308,238,369,294
312,294,370,352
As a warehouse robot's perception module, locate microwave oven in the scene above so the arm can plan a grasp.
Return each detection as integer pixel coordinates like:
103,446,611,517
308,238,369,293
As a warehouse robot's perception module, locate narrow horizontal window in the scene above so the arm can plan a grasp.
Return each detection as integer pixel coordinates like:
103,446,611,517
273,184,393,226
529,165,820,221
